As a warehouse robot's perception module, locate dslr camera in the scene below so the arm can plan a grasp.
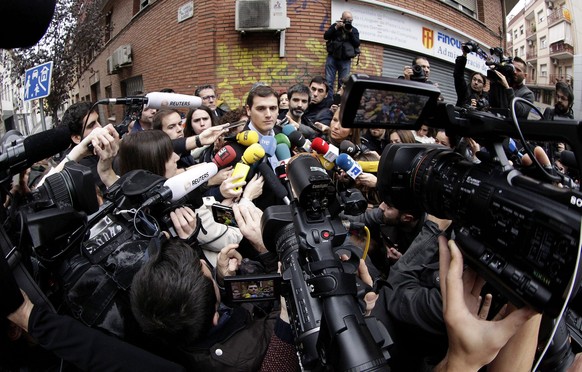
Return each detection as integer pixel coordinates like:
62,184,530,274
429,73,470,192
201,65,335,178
343,19,353,31
410,64,426,82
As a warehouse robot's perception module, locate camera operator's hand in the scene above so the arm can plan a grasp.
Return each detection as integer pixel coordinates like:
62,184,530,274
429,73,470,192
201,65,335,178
219,173,245,200
356,259,380,316
207,166,233,187
402,66,413,80
335,19,345,29
242,173,264,201
170,206,198,240
7,290,34,333
232,203,267,253
435,236,538,372
216,244,242,282
493,70,510,89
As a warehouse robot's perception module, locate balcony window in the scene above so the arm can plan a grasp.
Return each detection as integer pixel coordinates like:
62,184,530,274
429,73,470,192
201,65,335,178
540,36,547,49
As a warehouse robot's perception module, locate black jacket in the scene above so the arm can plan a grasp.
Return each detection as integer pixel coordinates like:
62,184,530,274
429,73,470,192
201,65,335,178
453,55,489,108
323,24,360,61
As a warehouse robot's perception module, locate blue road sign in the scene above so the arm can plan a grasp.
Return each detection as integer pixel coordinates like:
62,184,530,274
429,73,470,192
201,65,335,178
24,61,53,102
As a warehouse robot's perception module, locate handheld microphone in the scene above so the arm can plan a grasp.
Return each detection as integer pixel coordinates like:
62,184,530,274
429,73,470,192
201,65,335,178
232,143,265,191
336,153,363,180
229,130,260,147
143,162,218,206
340,140,362,157
275,143,292,163
358,161,378,173
318,154,336,171
145,92,202,109
257,162,291,205
287,131,311,152
0,126,71,183
312,137,338,162
281,124,297,137
275,133,291,148
259,136,277,157
213,145,239,168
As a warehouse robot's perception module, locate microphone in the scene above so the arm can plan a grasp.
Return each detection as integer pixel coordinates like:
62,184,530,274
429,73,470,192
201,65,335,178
143,162,218,206
275,143,292,163
281,124,297,137
336,153,363,180
287,131,311,152
0,126,71,182
213,145,239,168
340,140,362,157
259,135,277,157
358,161,378,173
226,130,260,147
312,137,338,162
275,133,291,148
257,162,291,205
318,154,336,171
99,92,202,110
232,143,265,191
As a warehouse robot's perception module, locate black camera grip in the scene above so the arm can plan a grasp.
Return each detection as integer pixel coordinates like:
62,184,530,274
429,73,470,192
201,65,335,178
0,253,24,318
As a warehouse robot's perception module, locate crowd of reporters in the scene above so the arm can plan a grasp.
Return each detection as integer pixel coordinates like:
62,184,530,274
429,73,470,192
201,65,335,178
1,48,581,372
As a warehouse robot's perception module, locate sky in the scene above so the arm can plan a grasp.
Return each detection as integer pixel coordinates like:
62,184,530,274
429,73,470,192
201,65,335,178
507,0,527,21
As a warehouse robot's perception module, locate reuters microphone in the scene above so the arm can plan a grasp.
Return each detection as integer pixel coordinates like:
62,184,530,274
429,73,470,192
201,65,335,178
231,143,265,191
336,153,363,180
312,137,338,162
145,92,202,110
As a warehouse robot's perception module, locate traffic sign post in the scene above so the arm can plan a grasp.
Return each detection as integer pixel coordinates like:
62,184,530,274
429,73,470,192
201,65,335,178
23,61,53,130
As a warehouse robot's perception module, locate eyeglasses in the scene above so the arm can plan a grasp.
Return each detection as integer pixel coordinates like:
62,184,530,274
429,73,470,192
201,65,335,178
202,95,216,101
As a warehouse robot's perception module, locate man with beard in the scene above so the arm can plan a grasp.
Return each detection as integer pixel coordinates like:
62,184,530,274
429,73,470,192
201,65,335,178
543,81,575,120
489,56,534,119
284,83,311,136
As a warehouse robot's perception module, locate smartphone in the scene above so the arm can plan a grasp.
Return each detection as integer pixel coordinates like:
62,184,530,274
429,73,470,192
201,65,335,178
212,204,238,227
225,119,247,129
223,273,282,303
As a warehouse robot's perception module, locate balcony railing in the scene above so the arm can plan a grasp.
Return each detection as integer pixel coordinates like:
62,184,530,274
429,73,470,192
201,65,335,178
548,8,572,25
550,41,574,56
549,74,573,87
526,50,538,60
526,26,536,38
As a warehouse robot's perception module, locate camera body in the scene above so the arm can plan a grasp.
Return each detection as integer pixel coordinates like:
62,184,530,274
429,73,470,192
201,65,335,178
410,64,426,82
340,73,582,318
343,19,353,30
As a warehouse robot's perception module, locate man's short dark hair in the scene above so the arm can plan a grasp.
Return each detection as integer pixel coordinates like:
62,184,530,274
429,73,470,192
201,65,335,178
412,56,428,66
194,84,215,96
512,56,526,68
60,101,95,137
287,83,311,103
130,239,216,350
556,81,574,109
246,85,278,108
308,76,329,93
152,108,181,131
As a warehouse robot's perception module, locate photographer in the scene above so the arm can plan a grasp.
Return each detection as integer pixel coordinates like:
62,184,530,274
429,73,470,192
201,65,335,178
544,81,575,120
324,11,360,95
488,56,534,119
453,45,488,109
401,56,434,85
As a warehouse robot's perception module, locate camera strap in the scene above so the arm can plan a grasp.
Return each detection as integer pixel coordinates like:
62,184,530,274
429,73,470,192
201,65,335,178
306,271,357,298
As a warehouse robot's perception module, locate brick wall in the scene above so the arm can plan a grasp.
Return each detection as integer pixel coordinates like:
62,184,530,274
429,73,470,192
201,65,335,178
75,0,505,118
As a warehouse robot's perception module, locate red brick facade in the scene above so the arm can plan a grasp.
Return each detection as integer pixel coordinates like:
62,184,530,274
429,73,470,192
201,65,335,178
73,0,504,121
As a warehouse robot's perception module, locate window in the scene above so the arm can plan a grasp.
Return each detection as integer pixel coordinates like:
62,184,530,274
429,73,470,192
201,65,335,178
537,10,544,23
519,25,524,35
440,0,477,18
540,63,548,77
520,46,525,56
514,29,518,39
540,36,547,49
515,48,519,57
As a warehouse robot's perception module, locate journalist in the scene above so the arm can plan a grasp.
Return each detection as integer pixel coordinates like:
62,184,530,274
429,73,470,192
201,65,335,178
324,11,360,95
488,56,534,119
453,45,489,109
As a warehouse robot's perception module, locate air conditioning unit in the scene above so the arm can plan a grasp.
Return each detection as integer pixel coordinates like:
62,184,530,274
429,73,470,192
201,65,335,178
140,0,156,11
113,44,132,67
235,0,290,32
106,56,118,75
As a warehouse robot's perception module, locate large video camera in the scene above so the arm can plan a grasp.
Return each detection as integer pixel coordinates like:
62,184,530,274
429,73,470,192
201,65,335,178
462,40,516,86
262,155,391,371
340,74,582,319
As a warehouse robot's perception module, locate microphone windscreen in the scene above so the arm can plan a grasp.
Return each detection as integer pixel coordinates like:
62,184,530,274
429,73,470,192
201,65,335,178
259,136,277,157
335,153,353,171
340,140,360,156
275,143,291,161
311,137,329,155
318,154,335,170
213,145,239,168
288,131,306,148
164,162,218,201
282,125,297,137
236,131,260,146
23,125,71,169
275,133,291,148
241,143,265,165
145,92,202,109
